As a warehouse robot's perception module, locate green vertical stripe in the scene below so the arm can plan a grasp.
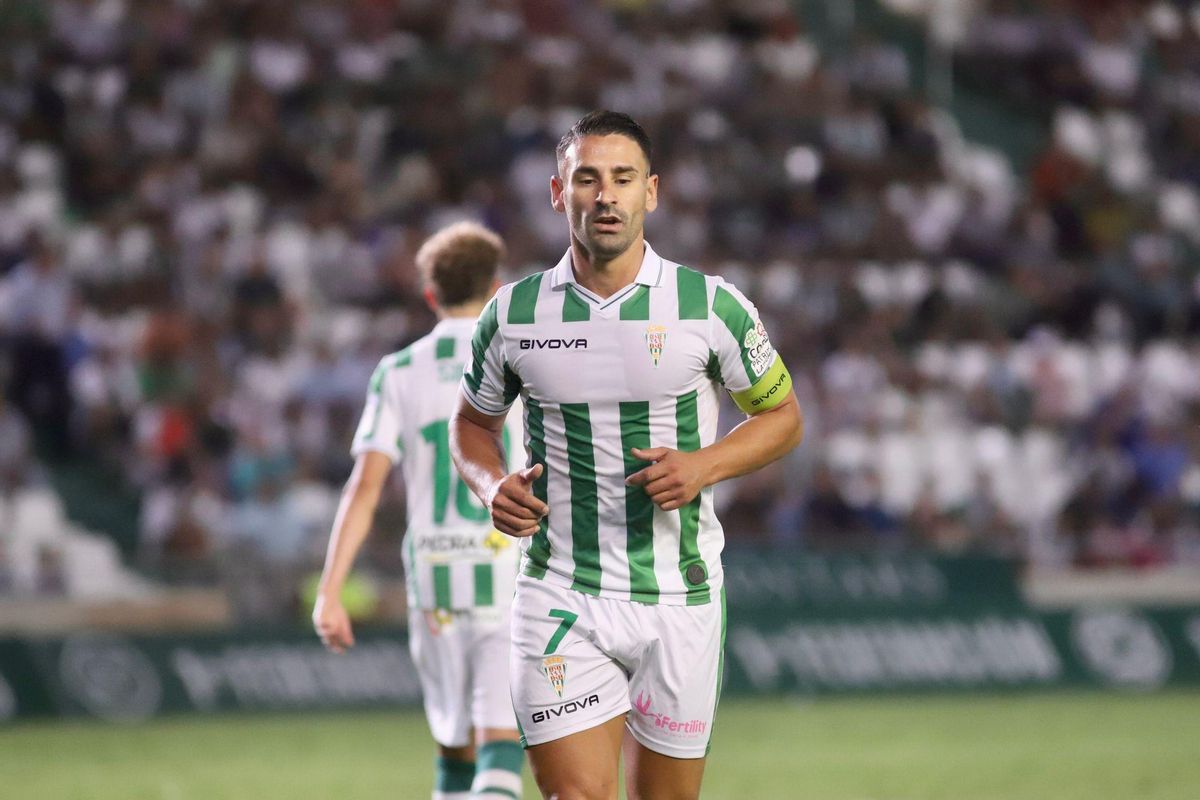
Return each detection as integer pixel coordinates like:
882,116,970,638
562,286,590,322
705,350,724,385
561,403,601,595
675,390,709,604
435,337,456,359
706,586,727,757
524,399,550,578
507,273,543,324
502,362,522,405
474,563,494,606
718,586,727,700
619,285,650,320
620,401,658,603
677,267,708,320
712,286,757,384
433,564,451,609
466,299,499,395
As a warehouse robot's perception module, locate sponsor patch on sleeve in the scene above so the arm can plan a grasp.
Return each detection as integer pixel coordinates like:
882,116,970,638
743,320,775,378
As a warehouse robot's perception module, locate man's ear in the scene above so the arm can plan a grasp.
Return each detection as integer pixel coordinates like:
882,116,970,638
551,175,566,213
645,173,659,213
423,286,439,313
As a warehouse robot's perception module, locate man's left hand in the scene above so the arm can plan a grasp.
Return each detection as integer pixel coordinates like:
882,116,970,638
625,447,708,511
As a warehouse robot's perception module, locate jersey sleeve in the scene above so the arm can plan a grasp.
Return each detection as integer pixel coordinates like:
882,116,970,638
708,278,793,414
460,295,521,416
351,355,405,463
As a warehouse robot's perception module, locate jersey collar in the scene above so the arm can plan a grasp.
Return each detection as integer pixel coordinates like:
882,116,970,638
549,242,665,291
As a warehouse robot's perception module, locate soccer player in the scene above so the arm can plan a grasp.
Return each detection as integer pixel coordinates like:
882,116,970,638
313,222,526,800
450,112,804,800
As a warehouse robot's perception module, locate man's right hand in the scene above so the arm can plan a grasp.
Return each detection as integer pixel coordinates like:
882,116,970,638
313,593,355,654
486,464,549,537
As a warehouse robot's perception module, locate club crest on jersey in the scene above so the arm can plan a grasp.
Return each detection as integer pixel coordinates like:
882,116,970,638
542,655,567,698
645,325,667,367
483,529,511,556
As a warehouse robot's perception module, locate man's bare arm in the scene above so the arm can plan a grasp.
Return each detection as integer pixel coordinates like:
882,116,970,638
450,395,548,537
313,451,391,653
697,389,804,483
627,390,803,511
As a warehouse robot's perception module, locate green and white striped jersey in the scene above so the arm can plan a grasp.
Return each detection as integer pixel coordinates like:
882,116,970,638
353,317,523,611
461,244,793,606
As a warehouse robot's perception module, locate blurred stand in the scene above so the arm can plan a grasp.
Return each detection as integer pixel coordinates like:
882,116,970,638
0,0,1199,636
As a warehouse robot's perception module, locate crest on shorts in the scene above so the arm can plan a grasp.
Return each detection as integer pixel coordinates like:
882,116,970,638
645,325,667,367
541,655,567,698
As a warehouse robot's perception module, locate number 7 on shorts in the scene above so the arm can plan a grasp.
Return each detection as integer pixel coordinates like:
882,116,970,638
543,609,578,655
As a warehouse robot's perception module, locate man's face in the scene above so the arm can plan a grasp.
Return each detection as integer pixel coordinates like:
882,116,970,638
552,134,658,260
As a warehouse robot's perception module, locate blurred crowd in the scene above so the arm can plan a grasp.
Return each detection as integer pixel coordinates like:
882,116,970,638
2,0,1200,602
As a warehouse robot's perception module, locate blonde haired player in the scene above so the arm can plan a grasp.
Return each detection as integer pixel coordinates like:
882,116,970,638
314,222,526,800
451,112,803,799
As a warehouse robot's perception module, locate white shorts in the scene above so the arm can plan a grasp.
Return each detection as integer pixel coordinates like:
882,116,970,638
408,605,518,747
510,575,726,759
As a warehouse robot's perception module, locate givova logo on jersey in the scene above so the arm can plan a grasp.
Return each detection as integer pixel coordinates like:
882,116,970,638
519,338,588,350
542,655,567,698
743,320,774,377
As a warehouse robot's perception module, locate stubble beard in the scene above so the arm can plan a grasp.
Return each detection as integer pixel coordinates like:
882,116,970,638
573,213,641,262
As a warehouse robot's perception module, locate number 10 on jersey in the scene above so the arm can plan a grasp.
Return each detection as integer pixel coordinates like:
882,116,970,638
419,419,511,525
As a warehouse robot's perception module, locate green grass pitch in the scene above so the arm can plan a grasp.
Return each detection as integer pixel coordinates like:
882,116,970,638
3,692,1197,799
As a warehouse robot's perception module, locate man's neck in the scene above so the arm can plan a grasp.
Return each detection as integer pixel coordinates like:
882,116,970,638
438,300,489,320
569,237,646,299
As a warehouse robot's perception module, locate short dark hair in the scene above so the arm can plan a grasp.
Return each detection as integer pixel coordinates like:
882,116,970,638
556,110,653,174
415,222,504,307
